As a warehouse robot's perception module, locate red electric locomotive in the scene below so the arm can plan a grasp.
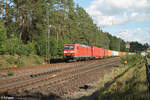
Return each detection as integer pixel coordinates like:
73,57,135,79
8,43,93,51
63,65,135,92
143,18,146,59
63,44,92,61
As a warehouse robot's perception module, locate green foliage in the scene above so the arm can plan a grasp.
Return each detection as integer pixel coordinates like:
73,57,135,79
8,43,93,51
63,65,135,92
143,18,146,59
6,56,16,65
147,53,150,58
120,40,127,52
122,54,142,66
35,37,47,56
130,42,149,52
57,39,64,56
35,37,63,57
107,33,123,51
120,56,126,64
4,36,21,55
0,62,3,68
16,57,25,67
0,55,45,68
7,71,14,76
16,42,36,56
0,20,6,43
3,35,35,56
50,38,57,56
33,55,43,65
0,20,7,54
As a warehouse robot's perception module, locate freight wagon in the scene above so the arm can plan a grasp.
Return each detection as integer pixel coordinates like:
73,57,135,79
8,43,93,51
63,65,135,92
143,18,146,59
104,49,109,57
91,46,105,59
108,50,111,57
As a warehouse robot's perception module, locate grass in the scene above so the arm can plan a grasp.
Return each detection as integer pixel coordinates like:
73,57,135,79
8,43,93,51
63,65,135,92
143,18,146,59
98,55,148,100
147,53,150,58
16,56,26,67
146,53,150,65
0,54,44,69
147,53,150,64
0,62,3,67
33,55,43,65
148,58,150,64
6,56,16,65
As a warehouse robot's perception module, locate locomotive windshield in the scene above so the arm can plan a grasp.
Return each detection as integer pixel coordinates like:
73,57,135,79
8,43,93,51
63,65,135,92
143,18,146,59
64,45,74,50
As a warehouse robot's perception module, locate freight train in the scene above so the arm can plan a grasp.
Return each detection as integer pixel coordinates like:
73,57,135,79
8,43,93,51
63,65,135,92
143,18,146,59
63,43,135,61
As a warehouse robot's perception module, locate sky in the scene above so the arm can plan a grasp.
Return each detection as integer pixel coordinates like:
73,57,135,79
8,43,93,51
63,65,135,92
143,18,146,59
74,0,150,44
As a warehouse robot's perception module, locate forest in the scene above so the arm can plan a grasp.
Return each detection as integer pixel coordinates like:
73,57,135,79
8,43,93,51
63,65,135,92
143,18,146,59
0,0,149,59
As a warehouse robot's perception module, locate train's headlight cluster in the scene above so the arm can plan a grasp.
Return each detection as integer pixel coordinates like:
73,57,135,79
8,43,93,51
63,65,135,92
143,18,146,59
64,51,67,53
64,51,74,53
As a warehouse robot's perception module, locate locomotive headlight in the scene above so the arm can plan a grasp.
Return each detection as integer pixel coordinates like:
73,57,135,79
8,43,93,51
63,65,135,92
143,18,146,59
64,51,74,53
64,51,68,53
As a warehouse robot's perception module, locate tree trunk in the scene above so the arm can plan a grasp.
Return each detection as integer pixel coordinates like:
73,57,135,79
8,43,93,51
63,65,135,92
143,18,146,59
2,0,4,17
19,16,25,40
5,0,7,18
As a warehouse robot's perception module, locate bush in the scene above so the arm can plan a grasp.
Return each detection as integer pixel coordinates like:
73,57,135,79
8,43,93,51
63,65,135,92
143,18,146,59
35,37,47,56
0,20,7,54
35,37,59,57
16,56,25,67
0,62,3,68
0,47,6,55
7,71,14,76
120,56,126,64
6,56,15,65
33,55,43,65
57,39,64,57
4,36,36,56
16,42,36,56
147,53,150,58
122,54,142,66
50,38,57,57
4,36,22,55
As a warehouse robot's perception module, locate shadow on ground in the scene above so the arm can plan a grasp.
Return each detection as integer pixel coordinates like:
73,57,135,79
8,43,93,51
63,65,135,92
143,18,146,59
50,58,65,63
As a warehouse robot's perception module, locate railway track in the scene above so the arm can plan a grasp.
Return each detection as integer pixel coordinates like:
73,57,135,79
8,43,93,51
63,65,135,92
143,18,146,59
0,60,98,81
0,57,117,74
0,57,120,99
0,59,104,84
0,57,118,82
29,59,120,96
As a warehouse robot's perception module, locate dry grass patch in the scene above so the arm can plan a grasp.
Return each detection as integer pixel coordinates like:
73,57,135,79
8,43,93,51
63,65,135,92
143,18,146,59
0,55,44,69
98,57,148,100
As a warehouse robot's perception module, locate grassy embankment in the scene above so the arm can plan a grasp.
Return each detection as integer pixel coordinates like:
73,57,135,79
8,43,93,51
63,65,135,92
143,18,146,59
0,55,45,69
98,55,148,100
147,53,150,63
